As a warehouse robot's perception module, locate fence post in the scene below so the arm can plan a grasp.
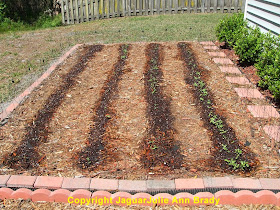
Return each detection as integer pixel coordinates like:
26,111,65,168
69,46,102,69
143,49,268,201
214,0,217,13
168,0,172,14
194,0,197,13
75,0,79,22
150,0,154,15
133,0,136,15
175,0,178,13
69,0,74,23
234,0,238,12
221,0,224,13
85,0,90,21
61,0,66,24
90,0,94,20
201,0,205,13
145,0,148,15
242,0,246,12
122,0,126,16
65,0,70,23
107,0,110,17
228,0,232,13
157,0,160,14
80,0,84,22
138,0,142,15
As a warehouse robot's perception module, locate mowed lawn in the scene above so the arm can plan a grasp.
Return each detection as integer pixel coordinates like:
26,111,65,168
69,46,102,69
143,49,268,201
0,13,229,109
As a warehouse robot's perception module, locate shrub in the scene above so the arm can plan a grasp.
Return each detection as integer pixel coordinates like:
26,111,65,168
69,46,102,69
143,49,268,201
0,14,62,33
233,26,264,64
0,18,26,33
215,13,246,47
2,0,57,23
35,14,62,28
256,34,280,100
0,2,6,21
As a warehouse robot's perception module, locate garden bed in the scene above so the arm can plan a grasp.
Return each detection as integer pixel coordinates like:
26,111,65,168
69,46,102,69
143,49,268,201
0,42,279,179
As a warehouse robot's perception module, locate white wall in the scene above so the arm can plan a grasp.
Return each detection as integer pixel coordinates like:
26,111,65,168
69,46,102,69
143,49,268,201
244,0,280,35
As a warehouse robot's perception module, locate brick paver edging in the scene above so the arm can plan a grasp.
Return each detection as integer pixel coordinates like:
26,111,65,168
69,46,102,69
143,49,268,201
0,44,82,122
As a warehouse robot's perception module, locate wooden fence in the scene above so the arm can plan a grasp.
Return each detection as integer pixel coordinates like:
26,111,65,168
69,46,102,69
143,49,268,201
61,0,245,24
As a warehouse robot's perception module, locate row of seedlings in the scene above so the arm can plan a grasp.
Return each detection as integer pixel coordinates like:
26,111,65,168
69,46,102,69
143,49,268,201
142,43,183,170
178,42,258,173
76,44,130,170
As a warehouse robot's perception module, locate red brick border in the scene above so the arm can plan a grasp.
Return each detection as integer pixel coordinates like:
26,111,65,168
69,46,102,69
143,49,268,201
1,175,280,192
0,42,280,206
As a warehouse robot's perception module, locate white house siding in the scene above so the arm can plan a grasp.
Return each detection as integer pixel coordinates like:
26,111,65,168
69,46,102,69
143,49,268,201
244,0,280,35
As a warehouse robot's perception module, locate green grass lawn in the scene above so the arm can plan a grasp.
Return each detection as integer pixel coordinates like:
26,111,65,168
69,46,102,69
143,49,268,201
0,13,230,108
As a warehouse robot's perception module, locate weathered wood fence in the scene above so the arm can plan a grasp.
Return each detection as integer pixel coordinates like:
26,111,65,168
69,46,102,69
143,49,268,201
61,0,245,24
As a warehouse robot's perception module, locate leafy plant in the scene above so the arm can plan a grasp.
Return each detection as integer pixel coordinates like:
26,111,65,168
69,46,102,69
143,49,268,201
234,26,264,64
215,13,246,47
256,33,280,100
240,161,249,170
222,144,228,151
0,2,6,21
225,158,240,170
234,148,242,159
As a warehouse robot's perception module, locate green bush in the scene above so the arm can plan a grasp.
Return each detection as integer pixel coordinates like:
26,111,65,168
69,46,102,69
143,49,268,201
233,26,265,64
215,13,246,47
216,14,280,101
1,0,56,23
0,14,62,33
256,34,280,100
35,14,62,28
0,17,26,33
0,2,6,21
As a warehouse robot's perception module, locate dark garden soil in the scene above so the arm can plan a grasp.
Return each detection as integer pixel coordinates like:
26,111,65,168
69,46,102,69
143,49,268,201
0,42,279,179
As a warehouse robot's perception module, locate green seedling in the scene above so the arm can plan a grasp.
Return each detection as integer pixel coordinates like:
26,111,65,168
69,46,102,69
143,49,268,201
240,161,249,170
198,81,205,88
235,148,242,159
219,129,227,134
222,144,228,151
225,158,240,170
200,88,208,96
151,145,158,150
86,157,91,164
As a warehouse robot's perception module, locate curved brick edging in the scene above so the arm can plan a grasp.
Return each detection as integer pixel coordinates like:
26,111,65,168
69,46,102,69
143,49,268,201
0,43,83,122
0,187,280,206
1,175,280,205
0,41,280,206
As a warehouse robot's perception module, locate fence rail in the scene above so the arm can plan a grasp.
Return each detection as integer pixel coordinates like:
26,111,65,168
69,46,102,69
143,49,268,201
61,0,245,24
